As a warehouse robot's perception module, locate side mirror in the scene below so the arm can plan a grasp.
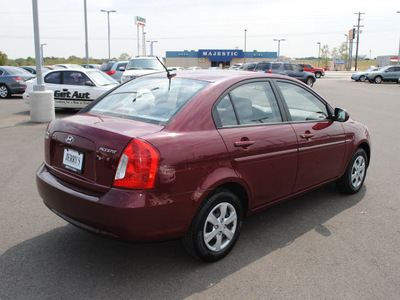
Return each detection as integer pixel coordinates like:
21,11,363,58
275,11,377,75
334,107,349,122
85,81,95,87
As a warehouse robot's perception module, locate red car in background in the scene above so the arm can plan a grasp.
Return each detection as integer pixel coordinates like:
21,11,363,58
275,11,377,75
298,63,325,78
36,70,370,261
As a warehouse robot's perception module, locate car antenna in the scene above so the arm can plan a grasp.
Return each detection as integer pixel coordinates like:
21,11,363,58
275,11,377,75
156,56,176,79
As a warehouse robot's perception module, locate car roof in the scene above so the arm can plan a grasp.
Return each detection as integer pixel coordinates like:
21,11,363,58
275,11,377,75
144,69,295,84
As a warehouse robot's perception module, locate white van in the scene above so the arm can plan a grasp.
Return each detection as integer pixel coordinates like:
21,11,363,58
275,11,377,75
121,57,164,83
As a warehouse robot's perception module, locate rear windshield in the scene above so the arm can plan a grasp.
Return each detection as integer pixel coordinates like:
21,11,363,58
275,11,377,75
126,59,163,70
89,77,209,125
100,62,114,71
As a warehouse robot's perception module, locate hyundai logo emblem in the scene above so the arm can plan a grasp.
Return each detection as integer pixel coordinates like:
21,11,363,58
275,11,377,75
65,135,74,144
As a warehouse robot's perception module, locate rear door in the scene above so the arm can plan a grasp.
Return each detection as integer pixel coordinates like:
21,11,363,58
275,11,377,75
275,80,346,192
213,80,298,208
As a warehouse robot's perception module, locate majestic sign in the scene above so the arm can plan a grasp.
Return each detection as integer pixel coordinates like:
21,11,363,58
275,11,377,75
199,49,244,61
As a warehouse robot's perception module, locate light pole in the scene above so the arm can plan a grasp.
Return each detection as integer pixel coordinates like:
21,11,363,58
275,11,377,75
397,11,400,65
273,39,285,61
344,34,349,70
147,40,158,56
317,42,321,67
40,43,47,64
100,9,116,60
244,29,247,63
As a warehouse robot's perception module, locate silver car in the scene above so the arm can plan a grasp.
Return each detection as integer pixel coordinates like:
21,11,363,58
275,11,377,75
366,65,400,84
0,66,34,98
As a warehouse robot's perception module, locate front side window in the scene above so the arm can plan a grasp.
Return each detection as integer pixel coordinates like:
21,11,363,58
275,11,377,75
277,81,329,122
215,81,282,127
284,64,292,71
44,72,61,84
292,64,303,72
90,77,209,125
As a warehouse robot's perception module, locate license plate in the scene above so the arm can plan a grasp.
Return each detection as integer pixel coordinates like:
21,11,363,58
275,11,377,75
62,148,84,174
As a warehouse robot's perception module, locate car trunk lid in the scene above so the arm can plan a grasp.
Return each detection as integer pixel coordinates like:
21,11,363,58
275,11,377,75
45,113,163,193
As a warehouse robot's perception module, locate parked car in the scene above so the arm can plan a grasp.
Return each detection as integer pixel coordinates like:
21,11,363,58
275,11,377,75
170,66,185,71
21,66,52,75
100,61,128,82
229,63,242,70
297,63,325,78
366,65,400,84
0,66,35,98
36,70,370,262
82,64,101,69
23,68,118,108
351,67,380,82
269,62,316,87
121,57,164,83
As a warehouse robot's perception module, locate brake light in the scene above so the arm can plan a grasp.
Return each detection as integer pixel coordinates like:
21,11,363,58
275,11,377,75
268,69,272,74
106,71,116,75
114,139,159,189
13,77,24,82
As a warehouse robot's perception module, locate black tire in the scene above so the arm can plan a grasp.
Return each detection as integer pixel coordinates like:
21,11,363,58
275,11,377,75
359,75,366,82
306,77,314,87
0,84,10,99
182,189,243,262
315,72,321,78
374,76,383,84
336,148,368,194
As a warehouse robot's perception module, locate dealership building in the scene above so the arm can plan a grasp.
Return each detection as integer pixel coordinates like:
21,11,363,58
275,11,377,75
166,49,278,69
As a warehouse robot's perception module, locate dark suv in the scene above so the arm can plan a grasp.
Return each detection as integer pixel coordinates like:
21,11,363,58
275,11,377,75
242,62,272,72
270,62,316,87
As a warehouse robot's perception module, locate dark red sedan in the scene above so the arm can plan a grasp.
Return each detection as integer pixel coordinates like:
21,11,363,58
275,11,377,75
37,70,370,261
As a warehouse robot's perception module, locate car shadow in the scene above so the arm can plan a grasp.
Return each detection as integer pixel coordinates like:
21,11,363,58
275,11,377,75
0,184,366,299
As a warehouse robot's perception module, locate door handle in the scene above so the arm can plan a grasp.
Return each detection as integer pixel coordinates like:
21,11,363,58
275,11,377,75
234,140,255,148
300,132,314,139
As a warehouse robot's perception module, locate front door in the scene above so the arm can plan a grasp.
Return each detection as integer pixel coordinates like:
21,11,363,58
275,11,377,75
275,80,346,192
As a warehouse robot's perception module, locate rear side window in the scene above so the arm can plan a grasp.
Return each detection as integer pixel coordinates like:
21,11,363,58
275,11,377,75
45,72,61,84
215,81,282,127
117,63,127,70
271,63,281,70
90,77,209,125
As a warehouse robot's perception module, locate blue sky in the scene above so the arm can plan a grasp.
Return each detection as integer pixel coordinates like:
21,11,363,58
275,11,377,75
1,0,399,59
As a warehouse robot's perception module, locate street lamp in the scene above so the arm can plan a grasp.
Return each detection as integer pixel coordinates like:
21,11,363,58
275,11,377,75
147,40,158,56
40,43,47,64
100,9,116,60
244,29,247,63
317,42,321,67
273,39,286,61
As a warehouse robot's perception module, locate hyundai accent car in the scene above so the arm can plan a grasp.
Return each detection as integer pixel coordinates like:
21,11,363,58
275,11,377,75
36,70,371,262
24,69,119,109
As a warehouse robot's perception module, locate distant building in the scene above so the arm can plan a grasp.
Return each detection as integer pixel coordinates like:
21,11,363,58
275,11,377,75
166,49,277,69
376,55,399,67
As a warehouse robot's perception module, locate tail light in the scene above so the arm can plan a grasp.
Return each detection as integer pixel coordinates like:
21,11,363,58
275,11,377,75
268,69,272,74
13,77,24,82
106,71,116,76
114,139,159,189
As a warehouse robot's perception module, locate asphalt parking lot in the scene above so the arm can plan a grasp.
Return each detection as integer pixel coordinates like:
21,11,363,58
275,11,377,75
1,73,399,300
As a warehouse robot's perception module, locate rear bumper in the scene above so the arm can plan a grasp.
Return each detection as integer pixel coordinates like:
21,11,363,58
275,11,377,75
36,163,193,242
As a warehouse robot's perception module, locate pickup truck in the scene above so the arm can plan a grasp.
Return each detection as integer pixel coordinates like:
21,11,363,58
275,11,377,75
297,63,325,78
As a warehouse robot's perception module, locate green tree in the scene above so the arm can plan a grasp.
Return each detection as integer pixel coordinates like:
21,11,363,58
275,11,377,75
320,44,330,68
0,51,8,65
119,53,131,60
